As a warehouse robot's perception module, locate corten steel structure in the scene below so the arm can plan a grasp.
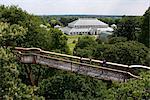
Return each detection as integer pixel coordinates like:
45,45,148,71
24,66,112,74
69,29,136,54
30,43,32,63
13,47,149,82
60,18,114,35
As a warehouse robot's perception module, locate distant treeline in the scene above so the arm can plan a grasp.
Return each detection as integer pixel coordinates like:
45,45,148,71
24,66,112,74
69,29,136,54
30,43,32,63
39,15,142,27
38,14,141,18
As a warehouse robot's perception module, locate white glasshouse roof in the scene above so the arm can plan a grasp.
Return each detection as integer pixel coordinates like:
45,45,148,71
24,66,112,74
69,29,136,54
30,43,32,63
70,28,90,32
68,18,108,27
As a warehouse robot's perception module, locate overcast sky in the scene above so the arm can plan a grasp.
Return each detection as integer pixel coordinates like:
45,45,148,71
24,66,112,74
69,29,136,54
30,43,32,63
0,0,149,15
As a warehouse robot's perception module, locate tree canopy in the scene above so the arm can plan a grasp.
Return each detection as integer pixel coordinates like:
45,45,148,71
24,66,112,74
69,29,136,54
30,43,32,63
94,41,149,65
115,17,137,40
0,22,27,47
73,36,97,58
0,47,43,99
0,5,150,100
38,73,108,99
139,7,150,47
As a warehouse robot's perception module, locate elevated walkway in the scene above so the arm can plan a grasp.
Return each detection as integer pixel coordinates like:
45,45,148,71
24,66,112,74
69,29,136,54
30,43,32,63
13,47,149,82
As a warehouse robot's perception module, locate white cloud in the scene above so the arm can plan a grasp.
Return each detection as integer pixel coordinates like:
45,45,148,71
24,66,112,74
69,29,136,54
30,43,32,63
0,0,149,15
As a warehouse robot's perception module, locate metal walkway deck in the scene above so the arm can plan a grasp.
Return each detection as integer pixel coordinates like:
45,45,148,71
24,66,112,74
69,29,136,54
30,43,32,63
13,47,149,82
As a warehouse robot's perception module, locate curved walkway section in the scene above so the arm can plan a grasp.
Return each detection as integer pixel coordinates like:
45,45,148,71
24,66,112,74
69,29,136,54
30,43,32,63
13,47,149,82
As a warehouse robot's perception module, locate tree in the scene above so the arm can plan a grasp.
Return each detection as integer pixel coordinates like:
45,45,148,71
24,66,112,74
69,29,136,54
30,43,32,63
0,22,27,47
0,5,43,28
0,5,70,99
0,47,43,99
38,72,108,99
40,16,62,27
59,17,78,26
115,17,138,40
0,5,29,26
49,28,69,53
139,7,150,47
106,71,150,100
74,36,97,57
0,5,46,48
0,5,69,53
145,50,150,66
75,48,93,58
94,41,149,65
98,18,116,26
49,19,62,28
108,37,127,44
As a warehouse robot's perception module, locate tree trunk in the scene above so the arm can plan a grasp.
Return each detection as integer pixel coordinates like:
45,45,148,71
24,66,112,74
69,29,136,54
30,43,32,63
25,64,35,86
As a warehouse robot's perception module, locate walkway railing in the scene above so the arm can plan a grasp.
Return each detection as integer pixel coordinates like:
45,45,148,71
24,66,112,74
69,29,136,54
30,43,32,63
12,47,149,81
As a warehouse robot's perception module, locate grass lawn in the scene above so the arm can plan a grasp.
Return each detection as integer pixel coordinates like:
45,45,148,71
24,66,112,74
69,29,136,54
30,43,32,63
66,35,97,54
66,35,81,54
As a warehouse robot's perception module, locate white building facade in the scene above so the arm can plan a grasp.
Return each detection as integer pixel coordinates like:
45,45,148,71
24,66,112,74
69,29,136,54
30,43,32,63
60,18,114,35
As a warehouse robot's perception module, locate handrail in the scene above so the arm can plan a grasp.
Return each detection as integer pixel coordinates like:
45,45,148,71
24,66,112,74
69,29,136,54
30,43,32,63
14,47,150,73
13,47,149,70
18,52,127,73
129,65,150,70
17,51,140,79
14,47,129,68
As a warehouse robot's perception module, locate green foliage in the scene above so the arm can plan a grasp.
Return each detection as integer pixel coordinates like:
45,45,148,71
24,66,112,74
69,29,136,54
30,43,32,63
108,37,127,44
21,24,48,48
0,47,43,99
40,16,62,27
59,17,78,26
75,48,93,58
0,5,43,27
0,4,149,100
38,73,108,99
72,40,76,43
98,17,120,25
74,36,97,57
107,71,150,100
0,5,29,26
139,7,150,47
96,36,103,44
73,35,148,66
0,5,69,54
115,17,141,41
74,36,97,50
0,5,70,99
0,22,27,47
49,29,69,53
145,50,150,66
49,19,62,28
94,41,149,65
66,35,82,54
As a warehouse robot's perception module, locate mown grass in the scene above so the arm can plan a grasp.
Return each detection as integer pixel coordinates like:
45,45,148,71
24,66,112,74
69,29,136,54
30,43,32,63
66,35,81,54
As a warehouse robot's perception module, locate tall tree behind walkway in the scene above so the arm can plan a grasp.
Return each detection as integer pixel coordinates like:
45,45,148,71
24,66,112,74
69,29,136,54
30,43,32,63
0,22,27,47
94,41,149,66
115,17,137,41
139,7,150,48
49,29,69,54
